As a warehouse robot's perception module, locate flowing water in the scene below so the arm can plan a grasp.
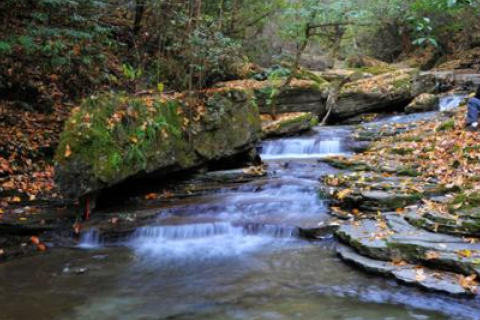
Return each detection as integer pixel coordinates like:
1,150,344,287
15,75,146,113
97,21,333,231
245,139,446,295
439,93,468,112
0,124,479,320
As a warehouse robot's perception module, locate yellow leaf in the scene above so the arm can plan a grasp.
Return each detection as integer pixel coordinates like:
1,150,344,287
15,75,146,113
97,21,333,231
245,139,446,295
12,196,21,203
336,188,352,200
457,249,472,258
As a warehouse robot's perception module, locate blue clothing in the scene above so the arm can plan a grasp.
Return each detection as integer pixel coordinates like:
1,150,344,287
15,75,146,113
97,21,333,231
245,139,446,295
466,97,480,125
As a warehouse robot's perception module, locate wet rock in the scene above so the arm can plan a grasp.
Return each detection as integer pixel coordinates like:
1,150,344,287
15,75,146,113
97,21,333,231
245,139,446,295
55,88,262,201
261,112,318,138
62,266,88,275
336,244,474,296
405,93,439,113
299,221,341,240
336,219,392,260
335,214,480,295
336,213,480,289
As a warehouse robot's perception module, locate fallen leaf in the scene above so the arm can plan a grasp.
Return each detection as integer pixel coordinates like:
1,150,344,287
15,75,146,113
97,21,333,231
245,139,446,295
65,144,72,158
30,236,40,245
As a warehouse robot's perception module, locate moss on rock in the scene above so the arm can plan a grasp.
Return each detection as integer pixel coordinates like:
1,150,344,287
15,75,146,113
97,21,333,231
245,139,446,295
55,88,261,200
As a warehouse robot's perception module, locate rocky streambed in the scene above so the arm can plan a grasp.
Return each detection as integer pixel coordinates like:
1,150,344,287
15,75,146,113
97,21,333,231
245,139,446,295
322,100,480,298
1,67,480,319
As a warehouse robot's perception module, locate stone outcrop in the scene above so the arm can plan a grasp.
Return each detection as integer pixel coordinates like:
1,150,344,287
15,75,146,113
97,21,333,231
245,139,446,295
405,93,439,113
336,213,480,296
219,78,329,116
55,88,262,200
330,69,418,121
261,112,318,138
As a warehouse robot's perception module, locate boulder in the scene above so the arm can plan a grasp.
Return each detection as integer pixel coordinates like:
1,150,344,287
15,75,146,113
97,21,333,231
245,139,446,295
405,93,439,113
261,112,318,138
331,69,418,121
55,88,262,200
219,78,329,116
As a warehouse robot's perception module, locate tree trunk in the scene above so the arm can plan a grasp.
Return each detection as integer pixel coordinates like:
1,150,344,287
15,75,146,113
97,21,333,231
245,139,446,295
133,0,146,36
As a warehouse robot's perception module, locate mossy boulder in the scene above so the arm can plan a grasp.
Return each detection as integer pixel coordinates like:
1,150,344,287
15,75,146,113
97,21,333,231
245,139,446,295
261,112,318,138
405,93,439,113
331,69,418,121
55,88,261,200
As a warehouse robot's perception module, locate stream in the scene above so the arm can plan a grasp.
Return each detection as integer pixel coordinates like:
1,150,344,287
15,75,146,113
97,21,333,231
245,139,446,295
1,100,480,320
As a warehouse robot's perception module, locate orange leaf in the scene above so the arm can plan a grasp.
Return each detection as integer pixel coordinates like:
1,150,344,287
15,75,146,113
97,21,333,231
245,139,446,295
30,236,40,245
37,243,47,252
65,145,72,158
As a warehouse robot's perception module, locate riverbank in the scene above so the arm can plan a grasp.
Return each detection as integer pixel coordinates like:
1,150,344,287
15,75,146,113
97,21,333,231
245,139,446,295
323,100,480,296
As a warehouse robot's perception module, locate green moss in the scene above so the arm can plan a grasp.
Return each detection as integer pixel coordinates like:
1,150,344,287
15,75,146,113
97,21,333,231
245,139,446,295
448,192,480,212
391,148,415,155
56,93,185,182
437,119,455,131
395,166,421,177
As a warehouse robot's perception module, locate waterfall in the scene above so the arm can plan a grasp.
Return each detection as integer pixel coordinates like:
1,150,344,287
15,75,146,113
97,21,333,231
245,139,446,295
128,222,297,259
130,222,297,240
261,138,344,159
78,228,102,249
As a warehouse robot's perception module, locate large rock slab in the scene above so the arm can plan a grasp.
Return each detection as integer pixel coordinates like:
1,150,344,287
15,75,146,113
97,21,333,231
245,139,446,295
335,214,480,295
331,69,419,121
55,88,262,200
220,79,329,116
337,244,473,296
261,112,318,138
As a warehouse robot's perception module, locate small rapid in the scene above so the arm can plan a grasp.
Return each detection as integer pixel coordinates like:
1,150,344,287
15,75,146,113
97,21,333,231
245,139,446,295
128,222,298,259
439,93,468,111
261,138,343,159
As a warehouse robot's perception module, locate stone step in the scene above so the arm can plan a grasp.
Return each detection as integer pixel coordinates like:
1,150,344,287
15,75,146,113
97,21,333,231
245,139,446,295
337,244,477,296
335,214,480,287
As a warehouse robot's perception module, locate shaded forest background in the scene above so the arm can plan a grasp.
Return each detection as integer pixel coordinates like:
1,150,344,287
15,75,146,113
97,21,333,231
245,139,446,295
2,0,480,110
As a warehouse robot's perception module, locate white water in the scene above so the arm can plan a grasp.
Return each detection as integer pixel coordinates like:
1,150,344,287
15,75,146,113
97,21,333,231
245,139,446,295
78,228,102,249
439,94,468,112
261,138,345,160
128,222,296,259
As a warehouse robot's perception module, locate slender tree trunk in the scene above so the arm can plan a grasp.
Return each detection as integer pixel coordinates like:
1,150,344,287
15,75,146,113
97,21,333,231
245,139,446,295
133,0,146,36
269,11,317,119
